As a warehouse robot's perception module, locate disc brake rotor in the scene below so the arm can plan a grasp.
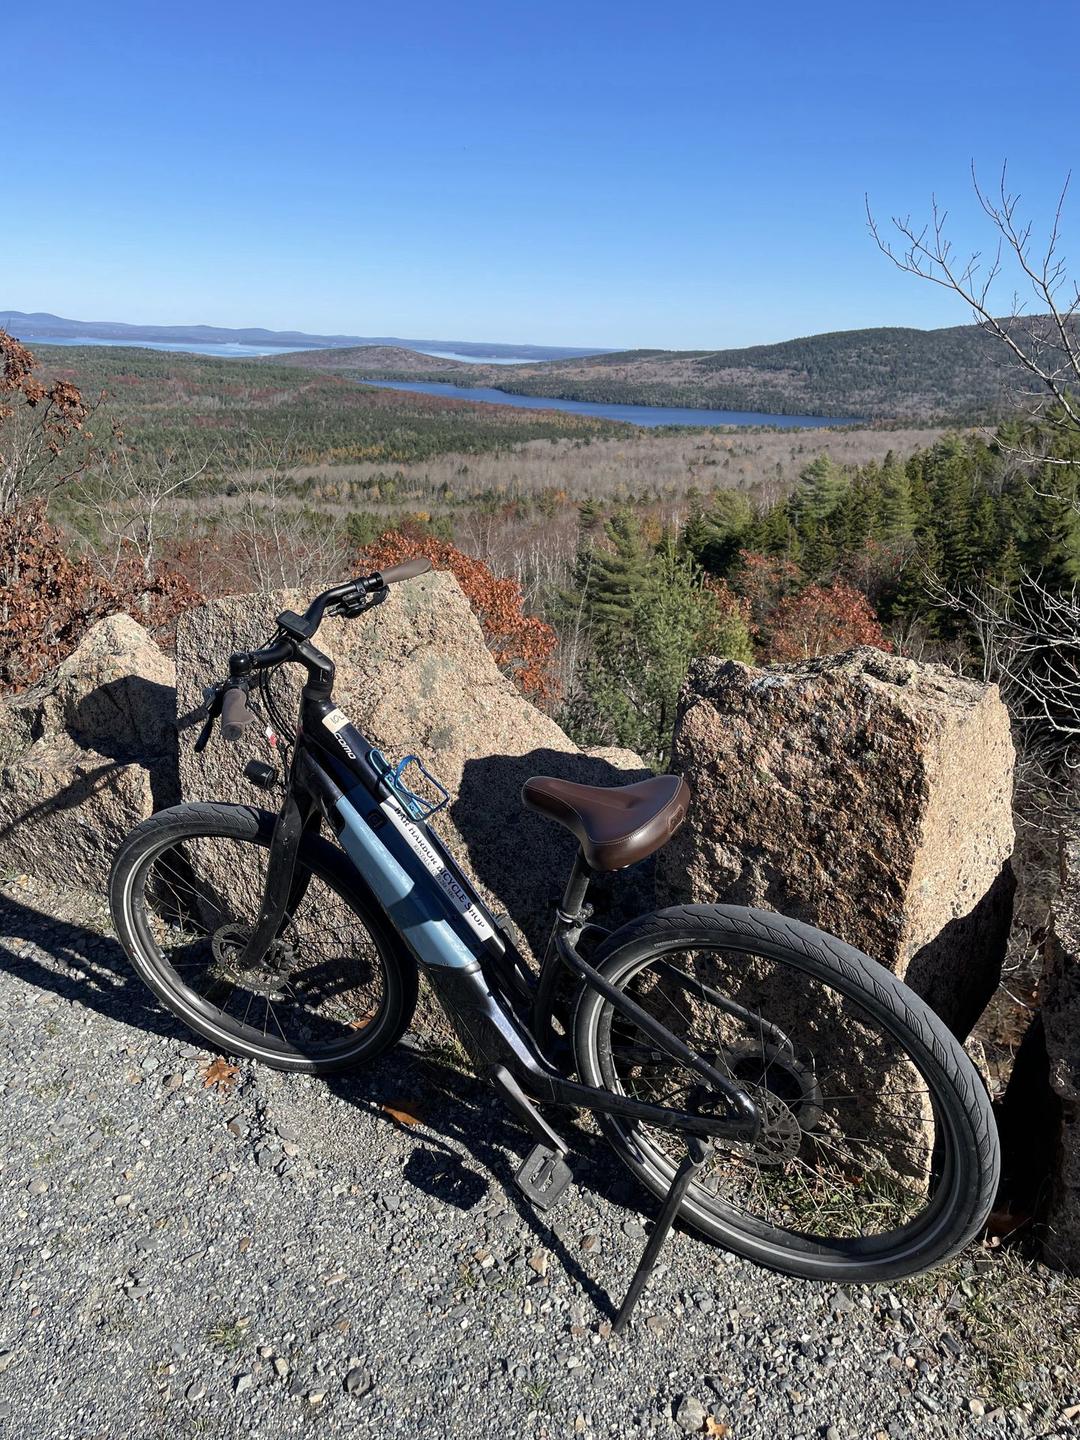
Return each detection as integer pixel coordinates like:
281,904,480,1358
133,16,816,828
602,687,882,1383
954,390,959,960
209,923,298,998
715,1041,824,1167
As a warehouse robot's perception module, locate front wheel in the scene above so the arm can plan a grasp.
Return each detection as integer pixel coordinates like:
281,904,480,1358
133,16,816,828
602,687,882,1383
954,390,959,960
109,803,418,1073
573,904,1000,1282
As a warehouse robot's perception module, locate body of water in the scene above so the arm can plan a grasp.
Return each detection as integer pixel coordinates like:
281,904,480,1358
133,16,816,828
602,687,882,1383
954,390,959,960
415,348,542,365
361,378,854,429
21,335,559,364
17,334,319,358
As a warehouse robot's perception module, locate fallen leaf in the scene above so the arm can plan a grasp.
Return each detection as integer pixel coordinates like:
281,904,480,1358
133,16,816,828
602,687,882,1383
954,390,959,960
380,1099,424,1127
202,1058,240,1093
983,1207,1032,1238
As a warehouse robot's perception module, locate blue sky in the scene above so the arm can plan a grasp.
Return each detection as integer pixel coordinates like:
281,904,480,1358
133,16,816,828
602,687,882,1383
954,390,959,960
6,0,1079,348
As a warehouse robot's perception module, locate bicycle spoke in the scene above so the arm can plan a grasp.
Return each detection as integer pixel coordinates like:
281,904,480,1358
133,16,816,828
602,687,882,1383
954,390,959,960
134,834,389,1060
598,941,950,1245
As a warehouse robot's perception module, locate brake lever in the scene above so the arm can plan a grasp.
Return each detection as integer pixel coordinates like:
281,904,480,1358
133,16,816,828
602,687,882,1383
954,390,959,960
335,585,389,620
193,684,224,754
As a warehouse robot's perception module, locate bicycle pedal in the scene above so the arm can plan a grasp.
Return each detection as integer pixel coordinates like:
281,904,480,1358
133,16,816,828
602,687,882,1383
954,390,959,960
515,1143,573,1211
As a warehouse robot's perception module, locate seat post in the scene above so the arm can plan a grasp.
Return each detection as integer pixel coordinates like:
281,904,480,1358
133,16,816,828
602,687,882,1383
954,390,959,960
530,850,592,1049
557,850,592,929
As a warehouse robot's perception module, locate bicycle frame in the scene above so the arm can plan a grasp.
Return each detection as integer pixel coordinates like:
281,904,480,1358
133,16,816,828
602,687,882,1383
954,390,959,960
241,656,760,1149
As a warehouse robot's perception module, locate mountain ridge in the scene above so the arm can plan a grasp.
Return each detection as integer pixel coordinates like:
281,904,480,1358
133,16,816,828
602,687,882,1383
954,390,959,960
0,310,607,362
271,320,1032,421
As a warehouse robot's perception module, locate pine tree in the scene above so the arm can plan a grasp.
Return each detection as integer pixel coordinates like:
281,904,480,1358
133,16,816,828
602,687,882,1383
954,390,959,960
789,454,848,526
587,511,657,630
877,456,914,542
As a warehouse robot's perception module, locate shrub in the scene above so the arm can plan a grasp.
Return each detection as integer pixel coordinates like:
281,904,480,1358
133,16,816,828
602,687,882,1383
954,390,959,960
0,502,199,689
764,579,890,662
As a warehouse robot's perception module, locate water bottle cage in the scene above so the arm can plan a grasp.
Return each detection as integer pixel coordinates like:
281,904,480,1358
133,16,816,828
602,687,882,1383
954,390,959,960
370,749,451,819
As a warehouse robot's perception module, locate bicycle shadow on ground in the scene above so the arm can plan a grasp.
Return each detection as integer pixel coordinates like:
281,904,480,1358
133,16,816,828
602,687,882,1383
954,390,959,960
0,891,657,1318
325,1046,641,1321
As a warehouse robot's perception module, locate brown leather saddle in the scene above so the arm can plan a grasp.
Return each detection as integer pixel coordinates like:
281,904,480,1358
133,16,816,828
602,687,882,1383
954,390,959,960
521,773,691,872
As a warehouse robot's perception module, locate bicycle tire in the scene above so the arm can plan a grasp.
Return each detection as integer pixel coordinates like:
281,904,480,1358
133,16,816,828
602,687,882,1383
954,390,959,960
109,802,418,1073
573,903,1000,1282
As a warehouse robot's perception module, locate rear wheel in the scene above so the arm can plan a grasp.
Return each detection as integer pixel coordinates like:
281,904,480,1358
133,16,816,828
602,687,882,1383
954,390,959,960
109,803,417,1073
573,904,999,1281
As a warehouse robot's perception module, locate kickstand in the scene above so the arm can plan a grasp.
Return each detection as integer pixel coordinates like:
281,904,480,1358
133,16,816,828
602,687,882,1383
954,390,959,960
613,1137,711,1335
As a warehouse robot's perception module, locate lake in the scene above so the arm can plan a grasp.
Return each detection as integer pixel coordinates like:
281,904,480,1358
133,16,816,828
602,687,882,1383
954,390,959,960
18,335,560,364
415,349,543,365
17,334,319,359
360,379,855,430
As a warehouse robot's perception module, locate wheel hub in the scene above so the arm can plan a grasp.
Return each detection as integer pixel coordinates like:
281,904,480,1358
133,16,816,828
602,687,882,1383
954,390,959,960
717,1042,823,1166
210,923,298,998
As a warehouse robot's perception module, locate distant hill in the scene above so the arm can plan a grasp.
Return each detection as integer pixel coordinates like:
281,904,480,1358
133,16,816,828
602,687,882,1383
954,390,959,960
0,310,608,363
9,309,1057,420
267,345,473,375
283,322,1043,422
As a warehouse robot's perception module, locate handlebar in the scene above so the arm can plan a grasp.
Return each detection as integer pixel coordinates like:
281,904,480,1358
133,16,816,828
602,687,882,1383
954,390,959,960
375,556,431,585
197,557,433,749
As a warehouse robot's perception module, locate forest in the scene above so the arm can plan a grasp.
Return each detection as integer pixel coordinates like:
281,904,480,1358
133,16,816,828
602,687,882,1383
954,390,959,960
29,345,632,472
270,320,1046,422
4,333,1072,779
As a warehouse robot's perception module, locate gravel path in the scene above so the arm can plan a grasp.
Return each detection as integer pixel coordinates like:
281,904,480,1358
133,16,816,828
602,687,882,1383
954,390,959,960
0,876,1062,1440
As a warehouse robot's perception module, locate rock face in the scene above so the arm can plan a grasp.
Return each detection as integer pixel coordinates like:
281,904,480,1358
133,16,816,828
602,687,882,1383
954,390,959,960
1035,830,1080,1270
175,575,649,974
659,647,1016,1037
0,615,177,890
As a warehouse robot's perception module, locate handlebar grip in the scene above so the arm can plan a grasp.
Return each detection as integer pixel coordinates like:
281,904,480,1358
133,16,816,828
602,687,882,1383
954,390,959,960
220,686,257,742
376,556,432,585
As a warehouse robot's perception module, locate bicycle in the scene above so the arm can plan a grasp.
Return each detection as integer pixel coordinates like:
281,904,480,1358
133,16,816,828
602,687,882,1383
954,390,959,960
109,561,1000,1327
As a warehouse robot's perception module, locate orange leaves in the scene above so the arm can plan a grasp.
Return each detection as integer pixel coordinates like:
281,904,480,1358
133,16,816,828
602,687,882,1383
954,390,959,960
765,580,890,663
732,548,890,665
360,530,558,701
380,1098,425,1127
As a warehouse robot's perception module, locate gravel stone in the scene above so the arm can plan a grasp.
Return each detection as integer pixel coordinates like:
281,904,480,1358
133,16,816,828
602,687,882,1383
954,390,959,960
0,876,1039,1440
675,1394,707,1431
345,1366,373,1396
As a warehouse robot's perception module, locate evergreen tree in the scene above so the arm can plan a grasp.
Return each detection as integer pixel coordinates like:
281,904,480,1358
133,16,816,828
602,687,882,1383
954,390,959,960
876,456,914,542
789,454,848,526
587,511,657,629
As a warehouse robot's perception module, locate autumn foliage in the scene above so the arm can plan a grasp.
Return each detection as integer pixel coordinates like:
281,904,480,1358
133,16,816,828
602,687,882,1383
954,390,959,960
1,330,95,513
360,529,558,699
733,550,890,662
764,581,889,661
0,502,199,690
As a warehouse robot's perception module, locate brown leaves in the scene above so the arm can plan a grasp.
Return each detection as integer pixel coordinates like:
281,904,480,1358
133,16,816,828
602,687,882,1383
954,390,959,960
0,501,201,691
1,330,92,487
201,1057,241,1093
380,1098,424,1127
733,548,890,663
